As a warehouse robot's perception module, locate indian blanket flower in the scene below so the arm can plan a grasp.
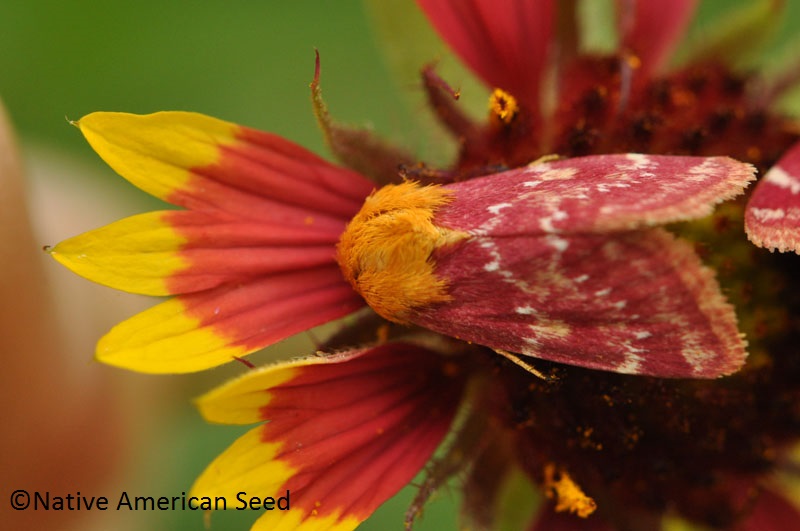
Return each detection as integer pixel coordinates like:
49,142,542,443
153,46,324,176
49,0,800,530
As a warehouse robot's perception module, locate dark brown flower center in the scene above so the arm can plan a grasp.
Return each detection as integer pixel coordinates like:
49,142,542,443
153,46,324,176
423,56,798,181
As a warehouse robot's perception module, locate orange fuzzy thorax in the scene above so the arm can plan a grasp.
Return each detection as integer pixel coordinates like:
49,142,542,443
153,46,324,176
336,181,469,323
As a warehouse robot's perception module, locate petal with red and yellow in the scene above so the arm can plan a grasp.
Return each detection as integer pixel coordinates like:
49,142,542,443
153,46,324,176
339,154,755,378
51,111,374,373
95,264,363,374
745,141,800,254
50,210,347,296
191,342,466,531
76,112,374,228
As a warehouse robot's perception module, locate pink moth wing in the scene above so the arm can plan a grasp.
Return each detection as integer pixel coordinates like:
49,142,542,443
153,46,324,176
745,141,800,254
411,154,754,378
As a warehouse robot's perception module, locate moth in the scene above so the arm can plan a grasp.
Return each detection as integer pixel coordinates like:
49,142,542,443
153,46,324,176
338,154,754,378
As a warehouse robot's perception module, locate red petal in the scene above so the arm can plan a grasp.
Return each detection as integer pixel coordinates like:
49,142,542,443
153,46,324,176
180,265,363,353
745,142,800,253
735,489,800,531
616,0,697,75
176,126,375,231
416,0,554,112
163,210,342,294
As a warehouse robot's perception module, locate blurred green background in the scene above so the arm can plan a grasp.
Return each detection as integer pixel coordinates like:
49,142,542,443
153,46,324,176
2,1,799,530
2,1,417,158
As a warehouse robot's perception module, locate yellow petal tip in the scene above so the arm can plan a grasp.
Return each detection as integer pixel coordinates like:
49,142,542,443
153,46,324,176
93,298,250,374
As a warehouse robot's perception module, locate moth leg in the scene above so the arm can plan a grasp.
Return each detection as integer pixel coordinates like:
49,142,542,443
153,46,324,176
494,349,553,381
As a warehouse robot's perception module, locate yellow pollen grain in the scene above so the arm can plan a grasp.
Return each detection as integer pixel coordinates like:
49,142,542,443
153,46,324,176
489,88,519,124
626,54,642,70
544,463,597,518
336,181,470,324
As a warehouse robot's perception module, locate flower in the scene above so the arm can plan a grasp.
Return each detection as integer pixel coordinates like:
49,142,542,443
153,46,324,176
50,111,372,373
49,0,800,530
